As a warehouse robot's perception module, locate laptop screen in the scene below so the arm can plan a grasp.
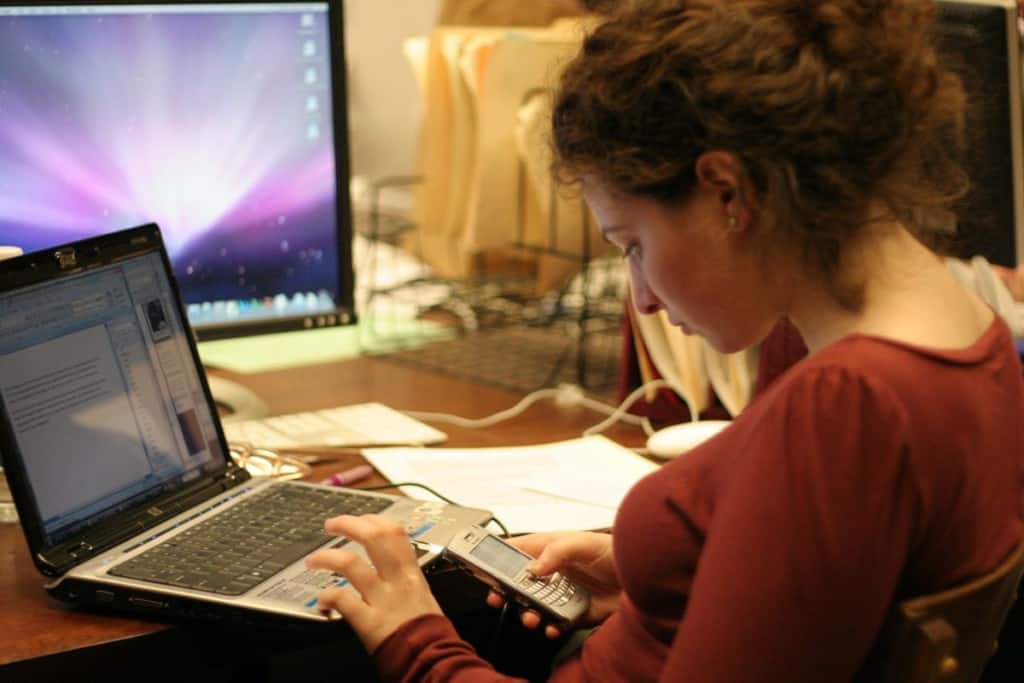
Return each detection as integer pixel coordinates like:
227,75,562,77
0,248,227,545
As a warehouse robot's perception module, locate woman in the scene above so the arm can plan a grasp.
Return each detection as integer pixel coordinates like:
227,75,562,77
306,1,1024,680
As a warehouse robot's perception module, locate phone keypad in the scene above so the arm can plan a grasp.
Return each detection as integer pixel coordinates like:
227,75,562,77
518,572,577,606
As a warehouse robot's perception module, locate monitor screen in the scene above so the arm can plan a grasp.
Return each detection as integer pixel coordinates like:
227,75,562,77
0,1,356,339
935,0,1024,267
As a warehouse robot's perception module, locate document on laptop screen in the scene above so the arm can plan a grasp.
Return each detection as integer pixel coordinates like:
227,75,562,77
0,251,225,542
0,324,154,521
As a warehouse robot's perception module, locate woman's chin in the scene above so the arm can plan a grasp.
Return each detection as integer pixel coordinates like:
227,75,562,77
668,319,752,354
669,319,693,336
699,330,752,355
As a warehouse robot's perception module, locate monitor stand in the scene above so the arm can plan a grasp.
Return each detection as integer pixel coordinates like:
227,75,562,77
205,374,271,421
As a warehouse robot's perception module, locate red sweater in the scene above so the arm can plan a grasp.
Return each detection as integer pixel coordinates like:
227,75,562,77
374,319,1024,682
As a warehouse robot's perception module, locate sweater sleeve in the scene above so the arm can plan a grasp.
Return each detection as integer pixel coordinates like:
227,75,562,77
373,614,530,683
659,366,921,682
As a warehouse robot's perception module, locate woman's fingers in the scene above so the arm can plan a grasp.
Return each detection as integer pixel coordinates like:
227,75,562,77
520,532,607,576
520,609,542,629
305,547,379,596
486,591,506,609
485,592,545,632
305,515,445,653
323,514,416,580
317,580,368,621
505,532,559,557
515,609,563,638
485,582,568,638
531,539,581,576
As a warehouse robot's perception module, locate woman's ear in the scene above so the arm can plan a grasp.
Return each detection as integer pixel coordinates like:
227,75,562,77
694,151,755,232
694,151,740,194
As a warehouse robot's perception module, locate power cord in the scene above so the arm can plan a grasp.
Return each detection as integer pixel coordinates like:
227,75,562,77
403,387,566,430
403,378,692,438
487,600,514,665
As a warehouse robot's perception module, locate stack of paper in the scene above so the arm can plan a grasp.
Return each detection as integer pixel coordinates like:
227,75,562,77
363,435,658,534
404,20,601,287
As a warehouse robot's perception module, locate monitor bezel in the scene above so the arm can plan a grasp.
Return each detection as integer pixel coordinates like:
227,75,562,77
0,0,358,340
935,0,1024,267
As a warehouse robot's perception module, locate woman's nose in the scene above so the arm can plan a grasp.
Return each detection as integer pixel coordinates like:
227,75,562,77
630,264,662,315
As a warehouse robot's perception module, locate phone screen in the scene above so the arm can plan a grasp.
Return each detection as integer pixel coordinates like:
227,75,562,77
470,535,531,577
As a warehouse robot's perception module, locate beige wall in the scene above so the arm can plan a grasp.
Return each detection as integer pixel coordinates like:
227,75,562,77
343,1,442,183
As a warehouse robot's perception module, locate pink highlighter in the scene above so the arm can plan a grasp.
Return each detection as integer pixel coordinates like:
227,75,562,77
321,464,374,487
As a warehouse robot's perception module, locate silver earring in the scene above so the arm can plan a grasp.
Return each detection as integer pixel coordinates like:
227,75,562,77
727,215,738,231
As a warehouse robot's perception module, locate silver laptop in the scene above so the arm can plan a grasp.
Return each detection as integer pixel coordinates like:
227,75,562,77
0,224,491,626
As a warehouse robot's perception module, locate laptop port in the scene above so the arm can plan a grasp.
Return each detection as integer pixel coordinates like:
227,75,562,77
128,596,167,610
95,589,115,603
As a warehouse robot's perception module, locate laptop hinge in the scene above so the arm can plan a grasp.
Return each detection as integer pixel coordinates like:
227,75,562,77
43,467,246,574
67,541,94,561
223,463,248,486
35,552,62,575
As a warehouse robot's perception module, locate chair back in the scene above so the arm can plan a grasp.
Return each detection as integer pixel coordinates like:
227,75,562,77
862,538,1024,683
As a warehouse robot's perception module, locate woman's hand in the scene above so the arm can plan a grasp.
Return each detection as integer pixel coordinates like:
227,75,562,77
306,514,443,652
486,531,621,639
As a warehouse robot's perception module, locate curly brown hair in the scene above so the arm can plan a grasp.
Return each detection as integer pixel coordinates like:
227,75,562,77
551,0,969,308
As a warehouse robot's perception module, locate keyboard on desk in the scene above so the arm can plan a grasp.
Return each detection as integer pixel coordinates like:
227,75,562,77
222,401,447,449
109,485,392,596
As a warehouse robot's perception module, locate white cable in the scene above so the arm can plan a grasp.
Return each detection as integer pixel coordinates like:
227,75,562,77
576,395,653,434
581,379,678,437
403,387,562,429
404,377,693,437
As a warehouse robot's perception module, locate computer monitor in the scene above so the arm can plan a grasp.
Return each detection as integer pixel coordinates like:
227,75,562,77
934,0,1024,267
0,0,356,340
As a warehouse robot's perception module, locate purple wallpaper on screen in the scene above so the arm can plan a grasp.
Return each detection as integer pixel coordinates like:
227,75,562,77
0,5,342,305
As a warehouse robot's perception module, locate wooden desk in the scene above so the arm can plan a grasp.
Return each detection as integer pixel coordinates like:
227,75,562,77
0,355,644,681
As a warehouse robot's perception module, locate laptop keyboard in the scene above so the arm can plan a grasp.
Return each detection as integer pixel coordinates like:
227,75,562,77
109,484,393,596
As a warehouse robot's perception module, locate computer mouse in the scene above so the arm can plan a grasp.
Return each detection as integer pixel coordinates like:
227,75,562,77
645,420,731,459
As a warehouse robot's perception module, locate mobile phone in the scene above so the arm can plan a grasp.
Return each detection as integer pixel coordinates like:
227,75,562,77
442,525,590,628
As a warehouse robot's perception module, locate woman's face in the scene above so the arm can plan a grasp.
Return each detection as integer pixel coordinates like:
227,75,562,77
584,179,780,353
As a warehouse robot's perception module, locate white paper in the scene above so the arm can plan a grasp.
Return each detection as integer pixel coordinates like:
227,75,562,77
363,436,658,534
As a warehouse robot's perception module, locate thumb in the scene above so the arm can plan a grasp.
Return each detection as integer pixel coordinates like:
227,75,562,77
529,546,564,577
